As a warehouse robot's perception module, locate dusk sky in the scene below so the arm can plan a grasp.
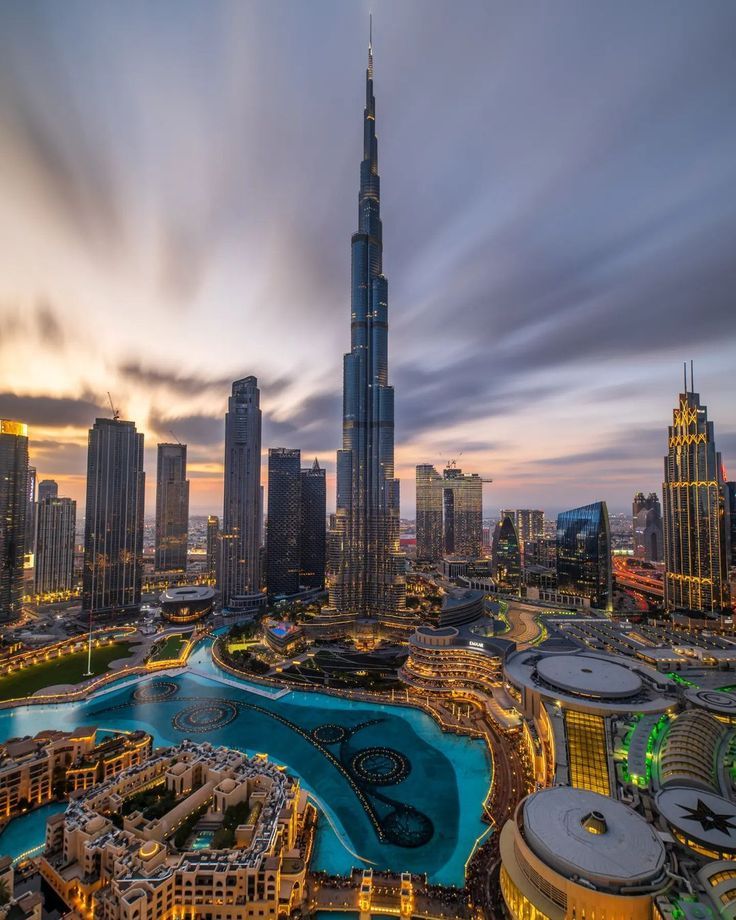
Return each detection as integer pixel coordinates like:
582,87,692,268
1,0,735,518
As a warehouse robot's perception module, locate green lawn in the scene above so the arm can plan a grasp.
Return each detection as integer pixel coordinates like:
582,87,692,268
148,634,189,662
0,641,135,701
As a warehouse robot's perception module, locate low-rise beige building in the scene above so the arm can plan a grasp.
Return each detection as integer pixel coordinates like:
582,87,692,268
40,740,310,920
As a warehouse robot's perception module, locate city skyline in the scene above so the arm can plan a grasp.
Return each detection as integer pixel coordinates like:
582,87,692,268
1,2,736,517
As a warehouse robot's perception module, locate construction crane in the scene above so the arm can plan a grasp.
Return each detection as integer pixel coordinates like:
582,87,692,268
168,429,182,446
107,392,120,421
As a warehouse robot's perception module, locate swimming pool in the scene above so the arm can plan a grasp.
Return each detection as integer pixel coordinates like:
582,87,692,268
190,830,214,851
0,640,491,884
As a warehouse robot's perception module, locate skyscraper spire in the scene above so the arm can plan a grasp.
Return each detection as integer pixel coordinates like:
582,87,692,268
322,20,407,630
368,13,373,79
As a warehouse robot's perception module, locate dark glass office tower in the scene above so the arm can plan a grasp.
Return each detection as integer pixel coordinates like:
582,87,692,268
35,496,76,595
266,448,302,598
155,443,189,572
0,420,29,621
83,417,145,616
328,32,406,623
662,370,730,613
493,514,521,594
556,501,612,610
301,458,326,589
221,377,262,606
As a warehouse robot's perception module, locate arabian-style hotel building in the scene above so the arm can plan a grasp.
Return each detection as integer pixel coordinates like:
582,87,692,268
40,741,309,920
0,727,151,818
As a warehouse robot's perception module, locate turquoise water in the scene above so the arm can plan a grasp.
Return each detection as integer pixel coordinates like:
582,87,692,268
0,641,490,884
191,830,214,851
0,801,66,863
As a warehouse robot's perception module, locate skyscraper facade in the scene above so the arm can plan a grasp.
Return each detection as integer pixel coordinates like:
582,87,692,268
556,501,612,610
327,35,406,623
416,465,443,562
493,514,522,594
632,492,663,562
206,515,219,578
38,479,58,503
415,463,487,561
221,377,262,607
662,375,730,613
266,448,302,598
0,420,29,621
35,496,76,595
301,459,326,589
83,418,145,616
727,482,736,568
154,443,189,573
25,464,36,559
515,510,545,550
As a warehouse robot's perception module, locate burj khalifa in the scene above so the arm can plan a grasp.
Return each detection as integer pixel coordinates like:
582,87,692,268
325,28,407,629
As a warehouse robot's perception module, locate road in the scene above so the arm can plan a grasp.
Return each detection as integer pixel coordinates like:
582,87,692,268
503,602,545,648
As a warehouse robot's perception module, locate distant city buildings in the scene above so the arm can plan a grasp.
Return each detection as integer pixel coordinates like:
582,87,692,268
266,448,302,598
415,463,488,562
632,491,663,562
82,417,145,617
300,458,326,589
37,479,58,503
154,443,189,573
220,377,262,608
0,420,29,621
515,509,544,552
556,501,612,610
35,496,76,595
662,370,730,614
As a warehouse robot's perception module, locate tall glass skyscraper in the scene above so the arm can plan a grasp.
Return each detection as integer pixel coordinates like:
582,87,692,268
155,443,189,573
662,372,730,613
83,417,145,616
206,515,219,579
415,463,487,561
221,376,262,607
556,501,612,610
266,448,302,598
35,496,76,595
0,419,28,622
327,33,406,624
300,459,326,590
493,514,522,594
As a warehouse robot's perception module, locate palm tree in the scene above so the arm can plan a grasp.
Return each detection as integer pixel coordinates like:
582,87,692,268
0,877,11,906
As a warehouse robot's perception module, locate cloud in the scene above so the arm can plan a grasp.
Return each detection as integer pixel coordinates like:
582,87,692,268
29,439,87,476
148,411,223,447
0,392,104,428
